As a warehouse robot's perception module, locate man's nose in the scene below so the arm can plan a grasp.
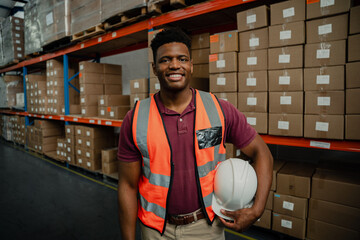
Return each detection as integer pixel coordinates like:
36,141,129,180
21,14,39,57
169,58,180,69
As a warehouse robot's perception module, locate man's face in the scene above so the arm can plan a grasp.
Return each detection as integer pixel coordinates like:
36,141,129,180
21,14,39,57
153,42,193,92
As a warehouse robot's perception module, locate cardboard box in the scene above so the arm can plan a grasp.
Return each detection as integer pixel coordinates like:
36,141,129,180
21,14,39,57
239,27,268,51
225,143,240,159
238,49,267,72
345,115,360,140
107,106,130,119
268,45,303,70
266,190,273,210
75,126,83,137
307,218,360,240
83,126,114,139
209,52,238,73
104,84,122,95
304,114,344,140
34,119,61,129
79,72,104,84
304,66,344,91
76,136,86,147
269,21,305,47
309,198,360,231
272,213,306,240
269,91,303,114
270,0,305,25
192,48,210,64
253,209,271,229
237,92,268,113
271,159,286,191
81,106,98,117
80,95,99,106
192,64,209,78
213,92,237,108
312,168,360,208
103,74,122,85
346,62,360,89
347,89,360,114
190,78,209,92
306,0,351,20
65,125,74,136
209,72,237,92
349,6,360,35
277,161,315,198
98,106,107,118
149,77,160,94
268,113,303,137
305,91,344,115
307,14,348,44
85,159,101,171
102,161,118,174
243,112,267,134
98,95,130,106
191,33,210,50
102,147,118,163
238,71,268,92
130,93,148,108
304,40,346,67
237,5,269,33
348,34,360,62
210,31,238,54
79,61,103,74
273,193,308,219
268,68,303,91
80,84,104,95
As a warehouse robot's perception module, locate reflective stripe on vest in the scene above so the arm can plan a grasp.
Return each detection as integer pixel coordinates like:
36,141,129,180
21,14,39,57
132,90,226,234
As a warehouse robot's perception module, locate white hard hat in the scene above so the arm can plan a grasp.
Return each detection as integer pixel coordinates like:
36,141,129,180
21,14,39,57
212,158,257,220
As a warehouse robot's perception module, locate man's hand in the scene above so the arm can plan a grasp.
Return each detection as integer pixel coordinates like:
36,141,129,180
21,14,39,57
218,207,260,232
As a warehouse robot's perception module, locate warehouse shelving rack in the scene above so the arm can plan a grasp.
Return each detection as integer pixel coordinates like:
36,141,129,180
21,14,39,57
0,0,359,153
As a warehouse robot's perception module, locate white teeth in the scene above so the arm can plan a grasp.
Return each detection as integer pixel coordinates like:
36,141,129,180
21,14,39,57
169,74,182,78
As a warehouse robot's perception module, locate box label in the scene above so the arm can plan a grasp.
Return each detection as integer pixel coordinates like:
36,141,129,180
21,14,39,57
81,109,86,114
217,77,226,86
209,54,218,62
279,54,290,63
280,96,292,105
210,35,219,43
283,7,295,18
86,141,90,147
320,0,334,8
247,117,256,126
155,83,160,90
317,49,330,59
100,99,104,105
100,110,105,116
79,64,84,70
86,131,90,137
279,76,290,85
87,162,91,167
278,121,289,130
78,139,82,144
247,97,257,106
246,78,257,86
134,82,139,88
316,121,329,132
318,24,332,35
281,219,293,229
280,30,292,40
216,60,225,68
316,75,330,85
317,96,330,106
249,37,259,47
110,111,114,117
86,152,90,158
310,140,330,149
283,201,294,211
78,159,82,164
247,14,256,24
247,57,257,66
81,98,85,103
46,12,53,26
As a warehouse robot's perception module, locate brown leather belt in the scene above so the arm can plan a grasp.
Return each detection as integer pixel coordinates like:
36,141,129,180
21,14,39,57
167,209,205,225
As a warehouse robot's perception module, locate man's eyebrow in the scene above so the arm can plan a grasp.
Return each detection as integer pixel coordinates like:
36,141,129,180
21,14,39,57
159,55,189,59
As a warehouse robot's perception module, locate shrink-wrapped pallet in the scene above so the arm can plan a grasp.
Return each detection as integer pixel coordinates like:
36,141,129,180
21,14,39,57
121,0,147,13
70,0,101,35
1,16,24,66
24,0,42,55
101,0,122,22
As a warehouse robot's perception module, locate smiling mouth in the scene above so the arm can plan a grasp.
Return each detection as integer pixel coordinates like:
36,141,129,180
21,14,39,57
166,74,184,81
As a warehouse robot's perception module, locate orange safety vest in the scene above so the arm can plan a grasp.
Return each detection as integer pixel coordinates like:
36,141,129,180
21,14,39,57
132,89,226,234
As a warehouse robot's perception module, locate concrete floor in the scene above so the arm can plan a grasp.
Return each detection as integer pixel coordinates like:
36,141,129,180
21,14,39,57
0,141,296,240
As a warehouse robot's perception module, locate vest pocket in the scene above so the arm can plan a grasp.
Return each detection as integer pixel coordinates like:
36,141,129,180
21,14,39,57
196,126,222,149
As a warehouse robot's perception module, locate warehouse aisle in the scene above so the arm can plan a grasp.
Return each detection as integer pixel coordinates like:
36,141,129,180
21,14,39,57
0,142,288,240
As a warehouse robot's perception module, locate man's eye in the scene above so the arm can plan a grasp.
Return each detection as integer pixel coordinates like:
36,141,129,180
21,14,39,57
179,58,188,62
159,59,169,63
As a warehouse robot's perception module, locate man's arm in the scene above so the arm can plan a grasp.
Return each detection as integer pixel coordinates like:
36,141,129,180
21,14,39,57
118,160,141,240
219,134,273,232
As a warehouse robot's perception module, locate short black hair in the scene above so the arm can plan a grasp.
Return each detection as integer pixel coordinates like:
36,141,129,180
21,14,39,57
150,27,191,63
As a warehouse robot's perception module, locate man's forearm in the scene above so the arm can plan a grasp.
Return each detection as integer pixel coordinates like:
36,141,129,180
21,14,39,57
118,183,138,240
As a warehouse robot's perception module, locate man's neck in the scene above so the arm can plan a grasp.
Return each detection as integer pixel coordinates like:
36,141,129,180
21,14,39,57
159,88,193,114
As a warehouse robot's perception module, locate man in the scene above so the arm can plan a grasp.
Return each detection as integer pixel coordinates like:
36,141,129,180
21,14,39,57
117,28,273,240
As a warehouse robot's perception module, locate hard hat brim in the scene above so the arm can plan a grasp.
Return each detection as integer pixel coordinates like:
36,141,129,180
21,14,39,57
211,194,234,221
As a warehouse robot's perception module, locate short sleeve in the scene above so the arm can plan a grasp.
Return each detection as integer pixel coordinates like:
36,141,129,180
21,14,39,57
117,109,142,162
218,99,257,149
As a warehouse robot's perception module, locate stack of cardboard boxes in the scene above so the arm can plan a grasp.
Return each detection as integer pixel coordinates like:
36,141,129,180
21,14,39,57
129,78,149,108
56,137,67,162
268,0,305,137
148,29,162,95
79,61,122,117
46,59,80,115
345,5,360,140
11,116,26,145
71,0,102,35
304,0,350,140
4,75,24,108
191,33,210,91
65,125,76,165
26,74,47,114
1,115,12,141
98,94,130,119
101,147,118,175
74,125,116,171
24,0,42,56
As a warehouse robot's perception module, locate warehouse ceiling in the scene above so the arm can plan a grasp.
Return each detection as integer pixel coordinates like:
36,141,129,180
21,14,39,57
0,0,26,20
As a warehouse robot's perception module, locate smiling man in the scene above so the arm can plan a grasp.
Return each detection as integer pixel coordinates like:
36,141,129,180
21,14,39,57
117,28,273,240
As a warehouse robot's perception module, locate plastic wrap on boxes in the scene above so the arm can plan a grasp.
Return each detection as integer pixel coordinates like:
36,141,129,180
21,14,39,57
0,27,4,66
71,0,101,35
1,16,24,66
5,78,24,108
24,0,43,55
38,0,71,46
101,0,122,22
121,0,147,13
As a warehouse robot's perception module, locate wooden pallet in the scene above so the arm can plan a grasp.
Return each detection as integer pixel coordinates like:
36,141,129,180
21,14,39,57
25,52,42,60
72,24,105,42
104,7,147,30
42,36,72,53
148,0,187,15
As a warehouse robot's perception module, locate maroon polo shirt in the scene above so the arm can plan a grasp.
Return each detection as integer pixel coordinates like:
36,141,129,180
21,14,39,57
117,89,257,215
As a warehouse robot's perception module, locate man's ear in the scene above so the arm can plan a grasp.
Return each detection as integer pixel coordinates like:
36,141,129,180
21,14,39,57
152,62,157,76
